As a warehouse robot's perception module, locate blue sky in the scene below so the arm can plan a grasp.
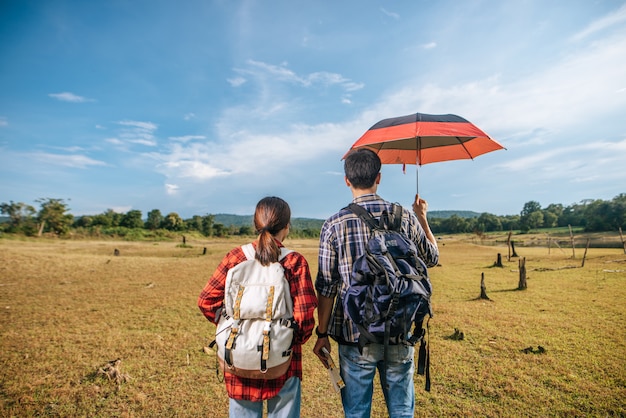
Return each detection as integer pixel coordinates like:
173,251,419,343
1,0,625,220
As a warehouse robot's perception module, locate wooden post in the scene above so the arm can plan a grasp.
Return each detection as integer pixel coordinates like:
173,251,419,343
511,241,519,257
480,272,490,300
581,238,591,267
518,257,527,290
202,247,207,255
552,238,566,254
569,224,576,259
494,253,503,267
507,231,512,261
547,234,551,255
620,227,626,255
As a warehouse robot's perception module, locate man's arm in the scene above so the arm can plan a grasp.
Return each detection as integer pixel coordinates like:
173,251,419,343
412,194,437,247
312,294,334,367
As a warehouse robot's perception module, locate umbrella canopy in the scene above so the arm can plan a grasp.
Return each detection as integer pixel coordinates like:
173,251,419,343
345,112,505,166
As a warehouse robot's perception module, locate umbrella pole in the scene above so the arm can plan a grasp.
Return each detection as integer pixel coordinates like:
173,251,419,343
416,165,419,194
416,139,420,195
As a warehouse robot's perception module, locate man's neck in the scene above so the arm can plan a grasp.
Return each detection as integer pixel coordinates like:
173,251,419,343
351,187,377,199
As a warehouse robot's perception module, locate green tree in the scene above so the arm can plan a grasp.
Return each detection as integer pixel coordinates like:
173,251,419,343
185,215,204,232
500,215,520,231
542,210,558,228
476,212,502,232
121,210,144,229
213,223,226,237
91,209,122,228
201,214,215,237
527,211,544,230
36,198,73,236
520,201,543,232
145,209,163,230
162,212,184,231
239,225,253,235
73,215,93,228
0,201,36,232
440,215,469,233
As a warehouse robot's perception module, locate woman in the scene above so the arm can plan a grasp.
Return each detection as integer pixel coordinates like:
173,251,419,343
198,196,317,418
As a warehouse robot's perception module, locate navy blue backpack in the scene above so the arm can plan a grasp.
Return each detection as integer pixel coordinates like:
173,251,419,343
343,203,432,390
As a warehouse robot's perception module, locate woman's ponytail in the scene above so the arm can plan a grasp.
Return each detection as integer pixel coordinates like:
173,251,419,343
253,197,291,266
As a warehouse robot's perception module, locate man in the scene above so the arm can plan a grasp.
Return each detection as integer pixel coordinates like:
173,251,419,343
313,148,439,418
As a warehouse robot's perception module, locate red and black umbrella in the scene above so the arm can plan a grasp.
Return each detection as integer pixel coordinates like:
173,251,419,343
345,112,505,190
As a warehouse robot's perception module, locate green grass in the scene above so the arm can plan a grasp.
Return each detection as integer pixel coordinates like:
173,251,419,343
0,236,624,417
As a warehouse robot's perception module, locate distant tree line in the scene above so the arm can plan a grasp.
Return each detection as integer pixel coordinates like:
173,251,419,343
0,198,320,239
427,193,626,234
1,193,624,238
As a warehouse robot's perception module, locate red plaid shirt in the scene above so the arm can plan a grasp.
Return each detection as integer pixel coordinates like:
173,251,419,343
198,241,317,402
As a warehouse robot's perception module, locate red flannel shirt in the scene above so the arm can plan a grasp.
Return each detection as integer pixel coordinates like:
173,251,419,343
198,240,317,402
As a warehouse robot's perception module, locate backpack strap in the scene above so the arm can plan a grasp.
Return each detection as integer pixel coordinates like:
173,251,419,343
241,243,256,260
347,203,379,230
241,243,293,262
348,203,404,232
391,203,403,231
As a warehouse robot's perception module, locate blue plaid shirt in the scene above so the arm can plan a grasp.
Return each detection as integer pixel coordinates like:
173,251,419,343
315,193,439,344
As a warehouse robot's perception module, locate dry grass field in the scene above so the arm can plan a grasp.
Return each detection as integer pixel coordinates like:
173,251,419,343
0,235,625,417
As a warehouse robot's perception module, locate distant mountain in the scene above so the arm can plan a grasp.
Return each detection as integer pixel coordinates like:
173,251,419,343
213,214,253,227
428,210,481,219
213,214,324,230
213,210,480,228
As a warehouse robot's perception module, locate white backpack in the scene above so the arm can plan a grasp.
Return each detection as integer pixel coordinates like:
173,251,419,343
214,243,296,379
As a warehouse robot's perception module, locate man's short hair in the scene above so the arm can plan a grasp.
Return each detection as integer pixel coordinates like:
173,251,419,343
344,148,381,189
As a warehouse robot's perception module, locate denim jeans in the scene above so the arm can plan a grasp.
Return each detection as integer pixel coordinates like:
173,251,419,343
228,376,301,418
339,343,415,418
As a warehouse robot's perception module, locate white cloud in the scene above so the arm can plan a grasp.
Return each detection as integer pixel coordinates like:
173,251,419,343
31,152,107,168
146,117,359,184
128,139,157,146
168,135,206,142
183,113,196,120
227,77,247,87
165,184,179,195
570,3,626,41
110,205,132,213
240,60,364,92
421,42,437,49
115,120,158,147
380,8,400,20
48,92,94,103
118,120,158,131
495,138,626,181
0,117,7,127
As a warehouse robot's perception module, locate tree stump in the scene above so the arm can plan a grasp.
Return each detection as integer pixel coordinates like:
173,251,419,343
494,253,503,267
518,257,527,290
114,248,120,256
511,241,519,258
97,358,130,385
480,272,490,300
203,247,207,255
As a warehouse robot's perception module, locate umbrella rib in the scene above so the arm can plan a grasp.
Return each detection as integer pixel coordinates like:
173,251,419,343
457,136,475,160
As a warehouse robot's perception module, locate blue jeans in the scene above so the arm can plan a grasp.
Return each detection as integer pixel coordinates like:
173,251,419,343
339,343,415,418
228,376,301,418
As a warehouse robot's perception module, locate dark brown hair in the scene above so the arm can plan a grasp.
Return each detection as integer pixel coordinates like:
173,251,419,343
254,196,291,266
344,148,381,189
